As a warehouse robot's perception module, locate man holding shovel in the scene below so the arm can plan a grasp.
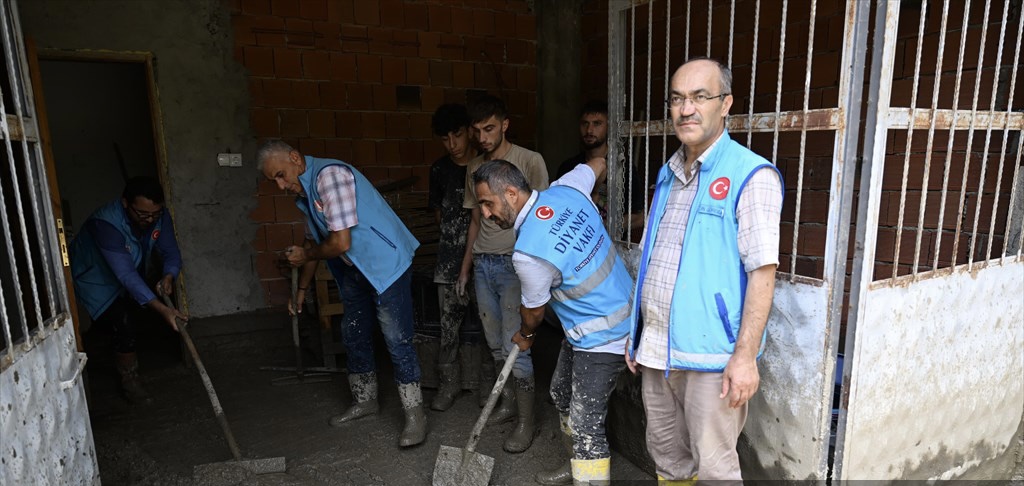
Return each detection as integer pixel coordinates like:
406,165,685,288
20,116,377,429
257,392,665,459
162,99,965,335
471,156,632,485
257,139,427,448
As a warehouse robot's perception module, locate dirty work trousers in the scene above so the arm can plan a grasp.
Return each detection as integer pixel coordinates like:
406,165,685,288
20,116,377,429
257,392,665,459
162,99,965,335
92,295,140,353
472,253,533,379
640,365,747,481
333,261,421,384
436,283,468,365
549,340,625,460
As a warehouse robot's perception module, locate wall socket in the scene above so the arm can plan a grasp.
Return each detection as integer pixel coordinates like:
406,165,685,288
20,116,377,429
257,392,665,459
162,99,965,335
217,153,243,167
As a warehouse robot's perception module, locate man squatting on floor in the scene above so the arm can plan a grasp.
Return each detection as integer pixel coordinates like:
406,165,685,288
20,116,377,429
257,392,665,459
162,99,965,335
473,156,633,485
257,139,428,448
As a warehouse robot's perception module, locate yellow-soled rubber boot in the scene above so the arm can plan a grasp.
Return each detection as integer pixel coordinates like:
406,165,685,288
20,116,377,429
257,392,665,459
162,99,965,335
571,458,610,486
657,474,698,486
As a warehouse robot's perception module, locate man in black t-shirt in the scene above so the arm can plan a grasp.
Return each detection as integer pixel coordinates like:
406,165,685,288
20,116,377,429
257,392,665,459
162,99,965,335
556,100,646,238
427,103,478,411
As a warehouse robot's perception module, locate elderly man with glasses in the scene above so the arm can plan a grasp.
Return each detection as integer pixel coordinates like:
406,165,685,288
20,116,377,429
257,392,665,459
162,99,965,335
625,57,784,483
69,176,188,404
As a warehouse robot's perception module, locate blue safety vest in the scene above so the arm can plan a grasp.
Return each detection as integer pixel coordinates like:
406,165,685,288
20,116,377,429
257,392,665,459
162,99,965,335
69,200,162,319
516,185,633,349
296,156,419,294
629,131,784,372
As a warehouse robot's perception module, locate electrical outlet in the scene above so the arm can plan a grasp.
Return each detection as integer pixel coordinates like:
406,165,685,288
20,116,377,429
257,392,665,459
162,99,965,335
218,153,243,167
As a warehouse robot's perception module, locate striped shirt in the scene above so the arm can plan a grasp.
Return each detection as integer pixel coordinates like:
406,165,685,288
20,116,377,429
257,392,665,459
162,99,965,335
635,133,783,370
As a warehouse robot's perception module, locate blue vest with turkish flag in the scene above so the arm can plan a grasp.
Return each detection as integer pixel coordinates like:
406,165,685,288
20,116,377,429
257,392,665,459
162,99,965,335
515,185,633,349
296,156,419,294
70,200,163,319
628,131,783,372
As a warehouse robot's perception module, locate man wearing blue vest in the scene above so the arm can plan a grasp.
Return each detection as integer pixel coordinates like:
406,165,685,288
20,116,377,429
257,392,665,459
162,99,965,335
472,157,631,485
256,139,426,448
69,176,187,404
626,58,784,482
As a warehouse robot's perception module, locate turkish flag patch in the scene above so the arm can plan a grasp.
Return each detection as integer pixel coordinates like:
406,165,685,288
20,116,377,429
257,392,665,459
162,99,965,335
151,229,161,240
535,205,554,220
709,177,731,200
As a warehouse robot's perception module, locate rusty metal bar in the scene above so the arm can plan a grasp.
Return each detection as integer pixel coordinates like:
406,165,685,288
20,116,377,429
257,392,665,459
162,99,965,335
789,0,817,279
891,0,929,281
969,0,1011,268
999,9,1024,265
958,0,992,269
932,0,973,271
624,108,844,136
771,0,788,164
727,0,735,68
706,0,712,57
0,0,39,343
607,0,628,244
637,0,653,244
659,0,671,218
685,0,691,60
912,0,952,276
886,109,1024,130
958,0,991,270
747,0,761,147
627,0,636,243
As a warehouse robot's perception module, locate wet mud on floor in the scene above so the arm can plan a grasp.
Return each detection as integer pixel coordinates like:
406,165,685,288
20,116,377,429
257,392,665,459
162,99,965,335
82,310,655,485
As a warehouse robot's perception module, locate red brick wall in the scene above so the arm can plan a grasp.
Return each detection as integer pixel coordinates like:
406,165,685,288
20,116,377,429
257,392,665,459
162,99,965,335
228,0,538,306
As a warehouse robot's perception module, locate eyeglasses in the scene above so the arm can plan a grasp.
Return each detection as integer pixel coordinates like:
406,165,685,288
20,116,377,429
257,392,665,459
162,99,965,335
129,206,163,220
665,93,730,107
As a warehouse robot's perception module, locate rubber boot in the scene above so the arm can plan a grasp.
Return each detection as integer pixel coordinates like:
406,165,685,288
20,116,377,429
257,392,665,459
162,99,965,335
115,352,152,404
329,372,379,426
657,475,698,486
503,376,536,453
459,341,480,392
398,382,427,447
571,458,611,486
536,414,573,485
486,373,517,425
430,363,460,411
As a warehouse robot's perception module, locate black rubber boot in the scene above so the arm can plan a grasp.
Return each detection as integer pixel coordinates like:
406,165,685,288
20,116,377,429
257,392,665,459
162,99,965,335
115,352,152,404
503,376,536,453
431,363,460,411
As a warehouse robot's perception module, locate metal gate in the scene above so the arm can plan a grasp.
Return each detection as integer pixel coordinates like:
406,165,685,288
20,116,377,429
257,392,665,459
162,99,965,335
0,0,99,484
607,0,1021,480
839,0,1023,480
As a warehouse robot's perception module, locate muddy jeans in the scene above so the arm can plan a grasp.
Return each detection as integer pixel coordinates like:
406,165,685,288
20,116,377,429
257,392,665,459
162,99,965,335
332,261,421,384
436,283,467,365
550,340,624,460
641,365,747,481
473,253,533,379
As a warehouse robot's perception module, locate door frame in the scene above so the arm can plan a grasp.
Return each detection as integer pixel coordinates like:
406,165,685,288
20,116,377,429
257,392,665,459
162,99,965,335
30,47,189,325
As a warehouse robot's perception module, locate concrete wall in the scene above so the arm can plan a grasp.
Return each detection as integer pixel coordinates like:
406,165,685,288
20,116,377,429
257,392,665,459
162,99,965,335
19,0,264,317
535,0,582,174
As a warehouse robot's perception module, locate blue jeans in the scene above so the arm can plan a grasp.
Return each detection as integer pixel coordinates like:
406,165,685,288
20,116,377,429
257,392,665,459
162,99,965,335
473,253,533,379
331,260,420,384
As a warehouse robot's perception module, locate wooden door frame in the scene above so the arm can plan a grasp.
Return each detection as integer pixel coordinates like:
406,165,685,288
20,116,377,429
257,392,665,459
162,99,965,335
28,46,189,344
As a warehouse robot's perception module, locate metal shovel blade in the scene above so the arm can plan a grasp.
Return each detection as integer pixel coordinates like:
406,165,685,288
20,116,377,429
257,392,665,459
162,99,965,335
432,444,494,486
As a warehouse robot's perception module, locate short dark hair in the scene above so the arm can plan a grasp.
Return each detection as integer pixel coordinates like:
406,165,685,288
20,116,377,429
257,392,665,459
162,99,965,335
472,159,531,194
468,95,508,124
580,100,608,118
122,176,165,205
431,103,471,136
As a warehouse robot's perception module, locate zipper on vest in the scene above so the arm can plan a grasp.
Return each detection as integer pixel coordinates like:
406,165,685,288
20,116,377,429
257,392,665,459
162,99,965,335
370,226,397,249
714,293,737,344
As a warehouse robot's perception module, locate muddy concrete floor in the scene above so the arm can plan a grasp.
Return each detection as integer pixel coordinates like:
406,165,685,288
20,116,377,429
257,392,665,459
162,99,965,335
82,309,655,486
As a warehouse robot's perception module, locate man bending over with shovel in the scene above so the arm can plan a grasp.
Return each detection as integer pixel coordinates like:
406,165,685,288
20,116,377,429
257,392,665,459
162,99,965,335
472,157,631,485
257,139,427,448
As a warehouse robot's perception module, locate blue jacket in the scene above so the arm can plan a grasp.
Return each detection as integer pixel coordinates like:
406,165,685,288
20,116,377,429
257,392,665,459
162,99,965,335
296,156,419,294
629,131,783,372
70,200,173,319
516,185,633,349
